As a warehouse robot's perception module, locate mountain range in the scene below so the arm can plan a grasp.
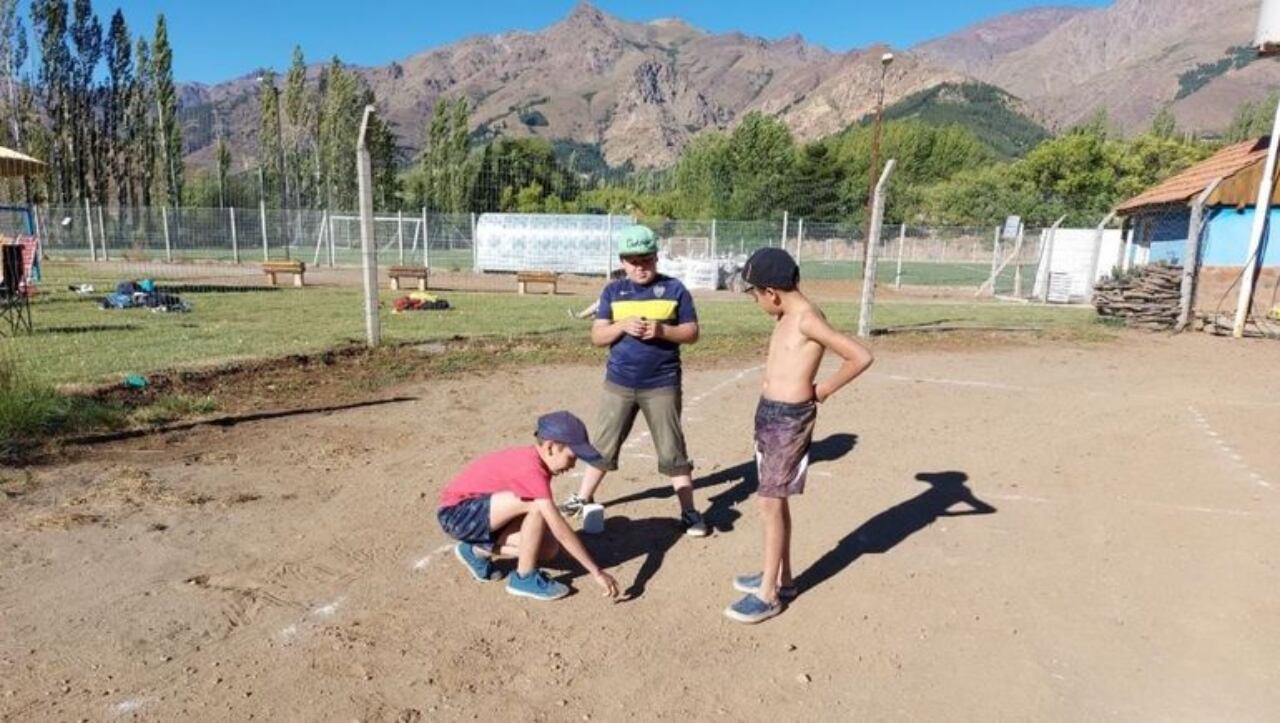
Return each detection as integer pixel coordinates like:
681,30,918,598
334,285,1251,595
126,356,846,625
180,0,1279,171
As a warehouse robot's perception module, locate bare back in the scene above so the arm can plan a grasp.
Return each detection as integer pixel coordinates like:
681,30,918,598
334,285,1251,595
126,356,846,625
761,302,826,404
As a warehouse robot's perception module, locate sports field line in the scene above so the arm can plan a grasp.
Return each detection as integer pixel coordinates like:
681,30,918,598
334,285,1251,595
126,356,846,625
1187,406,1272,490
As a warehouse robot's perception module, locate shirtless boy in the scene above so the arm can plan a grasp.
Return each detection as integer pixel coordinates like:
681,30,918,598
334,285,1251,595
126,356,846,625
724,247,875,624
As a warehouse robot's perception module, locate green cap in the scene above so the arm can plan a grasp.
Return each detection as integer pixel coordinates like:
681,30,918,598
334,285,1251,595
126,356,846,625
617,225,658,256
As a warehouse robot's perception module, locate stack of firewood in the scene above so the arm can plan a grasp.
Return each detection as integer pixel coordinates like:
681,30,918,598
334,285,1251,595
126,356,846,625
1092,264,1183,329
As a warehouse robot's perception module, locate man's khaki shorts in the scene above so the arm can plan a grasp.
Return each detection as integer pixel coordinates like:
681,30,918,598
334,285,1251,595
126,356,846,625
589,381,692,476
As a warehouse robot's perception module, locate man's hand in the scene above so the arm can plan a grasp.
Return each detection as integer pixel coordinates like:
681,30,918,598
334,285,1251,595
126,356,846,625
639,320,661,341
593,570,620,598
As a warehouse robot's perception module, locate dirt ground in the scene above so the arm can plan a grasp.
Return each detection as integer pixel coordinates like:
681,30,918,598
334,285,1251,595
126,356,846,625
2,331,1278,721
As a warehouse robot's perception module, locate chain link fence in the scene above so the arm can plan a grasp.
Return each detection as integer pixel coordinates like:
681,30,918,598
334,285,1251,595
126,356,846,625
2,200,1108,387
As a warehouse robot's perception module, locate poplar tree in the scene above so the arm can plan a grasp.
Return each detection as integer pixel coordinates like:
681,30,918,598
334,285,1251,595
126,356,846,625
32,0,71,202
258,68,281,205
104,9,131,206
129,37,153,206
152,14,181,206
70,0,101,202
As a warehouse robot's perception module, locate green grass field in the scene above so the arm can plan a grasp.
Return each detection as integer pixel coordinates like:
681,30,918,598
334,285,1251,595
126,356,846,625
800,259,1039,293
1,262,1099,385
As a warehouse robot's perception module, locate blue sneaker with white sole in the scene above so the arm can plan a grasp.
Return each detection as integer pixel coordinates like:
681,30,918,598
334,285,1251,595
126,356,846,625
506,569,571,601
454,542,502,582
724,592,784,624
732,572,798,600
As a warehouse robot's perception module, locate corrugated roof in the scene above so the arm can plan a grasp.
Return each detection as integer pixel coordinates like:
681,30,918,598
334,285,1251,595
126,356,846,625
1115,137,1270,215
0,146,46,178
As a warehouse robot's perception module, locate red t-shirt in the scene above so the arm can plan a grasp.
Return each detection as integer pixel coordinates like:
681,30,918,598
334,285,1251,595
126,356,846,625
438,446,553,508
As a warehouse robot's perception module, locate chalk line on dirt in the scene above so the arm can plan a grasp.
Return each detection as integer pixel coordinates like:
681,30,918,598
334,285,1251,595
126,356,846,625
1188,406,1272,490
887,375,1034,392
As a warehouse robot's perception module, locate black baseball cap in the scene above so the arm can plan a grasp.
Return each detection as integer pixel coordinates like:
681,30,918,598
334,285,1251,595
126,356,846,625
742,247,799,291
535,411,602,463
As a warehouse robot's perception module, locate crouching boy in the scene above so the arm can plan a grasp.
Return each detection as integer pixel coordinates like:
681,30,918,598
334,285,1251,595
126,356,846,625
437,411,620,601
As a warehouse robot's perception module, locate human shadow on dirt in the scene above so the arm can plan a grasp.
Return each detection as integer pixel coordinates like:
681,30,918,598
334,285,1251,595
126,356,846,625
792,471,996,596
554,515,684,602
602,434,858,535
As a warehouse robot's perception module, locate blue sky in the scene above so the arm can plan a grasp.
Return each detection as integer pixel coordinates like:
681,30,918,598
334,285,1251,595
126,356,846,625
91,0,1111,84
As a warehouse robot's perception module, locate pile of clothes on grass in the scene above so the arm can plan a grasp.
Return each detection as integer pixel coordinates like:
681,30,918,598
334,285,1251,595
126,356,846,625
392,291,450,313
99,278,192,313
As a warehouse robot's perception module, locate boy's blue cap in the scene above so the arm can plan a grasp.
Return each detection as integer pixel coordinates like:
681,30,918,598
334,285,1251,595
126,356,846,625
536,411,602,463
742,247,799,291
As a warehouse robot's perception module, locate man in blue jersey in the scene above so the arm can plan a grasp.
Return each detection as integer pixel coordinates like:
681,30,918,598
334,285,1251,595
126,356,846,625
560,225,709,537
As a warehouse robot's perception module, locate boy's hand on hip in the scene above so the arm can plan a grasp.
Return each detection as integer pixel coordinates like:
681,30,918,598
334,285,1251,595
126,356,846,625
814,382,832,403
594,570,620,598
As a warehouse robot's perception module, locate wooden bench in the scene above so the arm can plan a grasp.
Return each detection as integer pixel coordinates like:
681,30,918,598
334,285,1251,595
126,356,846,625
263,260,306,287
388,265,430,291
516,270,559,295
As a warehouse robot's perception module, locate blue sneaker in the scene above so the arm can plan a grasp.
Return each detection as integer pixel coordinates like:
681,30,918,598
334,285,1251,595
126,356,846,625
454,542,502,582
724,593,783,624
505,569,571,601
732,572,798,600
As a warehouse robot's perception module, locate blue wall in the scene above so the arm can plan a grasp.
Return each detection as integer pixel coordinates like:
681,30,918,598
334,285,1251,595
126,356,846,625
1132,206,1279,267
1202,206,1280,266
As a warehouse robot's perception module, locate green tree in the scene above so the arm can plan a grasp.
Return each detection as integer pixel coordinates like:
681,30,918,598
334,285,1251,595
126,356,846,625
215,136,230,208
128,37,154,207
104,9,131,206
32,0,71,202
725,111,795,219
1150,105,1178,139
1224,93,1278,143
318,57,361,209
152,14,181,206
257,69,282,205
70,0,101,202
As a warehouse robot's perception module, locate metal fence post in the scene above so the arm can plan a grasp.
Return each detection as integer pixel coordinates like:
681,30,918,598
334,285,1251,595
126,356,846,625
894,222,906,289
260,198,269,261
990,225,1001,277
427,207,437,268
711,218,717,259
1012,223,1026,296
230,207,239,263
397,210,405,264
97,206,107,260
162,206,172,262
781,211,788,249
858,160,896,338
357,106,381,347
796,218,804,263
84,198,96,261
605,213,614,277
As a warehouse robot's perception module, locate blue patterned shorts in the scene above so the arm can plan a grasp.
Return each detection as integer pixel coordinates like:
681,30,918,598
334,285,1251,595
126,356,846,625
437,496,495,545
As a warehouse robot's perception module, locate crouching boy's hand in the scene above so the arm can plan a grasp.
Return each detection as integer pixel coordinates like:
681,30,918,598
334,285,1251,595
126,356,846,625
593,570,620,598
536,498,621,601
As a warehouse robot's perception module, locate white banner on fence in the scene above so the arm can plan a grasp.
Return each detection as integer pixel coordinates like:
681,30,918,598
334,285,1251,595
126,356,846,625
474,213,635,275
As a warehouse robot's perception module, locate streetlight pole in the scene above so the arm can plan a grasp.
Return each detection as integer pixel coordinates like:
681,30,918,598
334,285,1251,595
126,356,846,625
861,52,894,277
